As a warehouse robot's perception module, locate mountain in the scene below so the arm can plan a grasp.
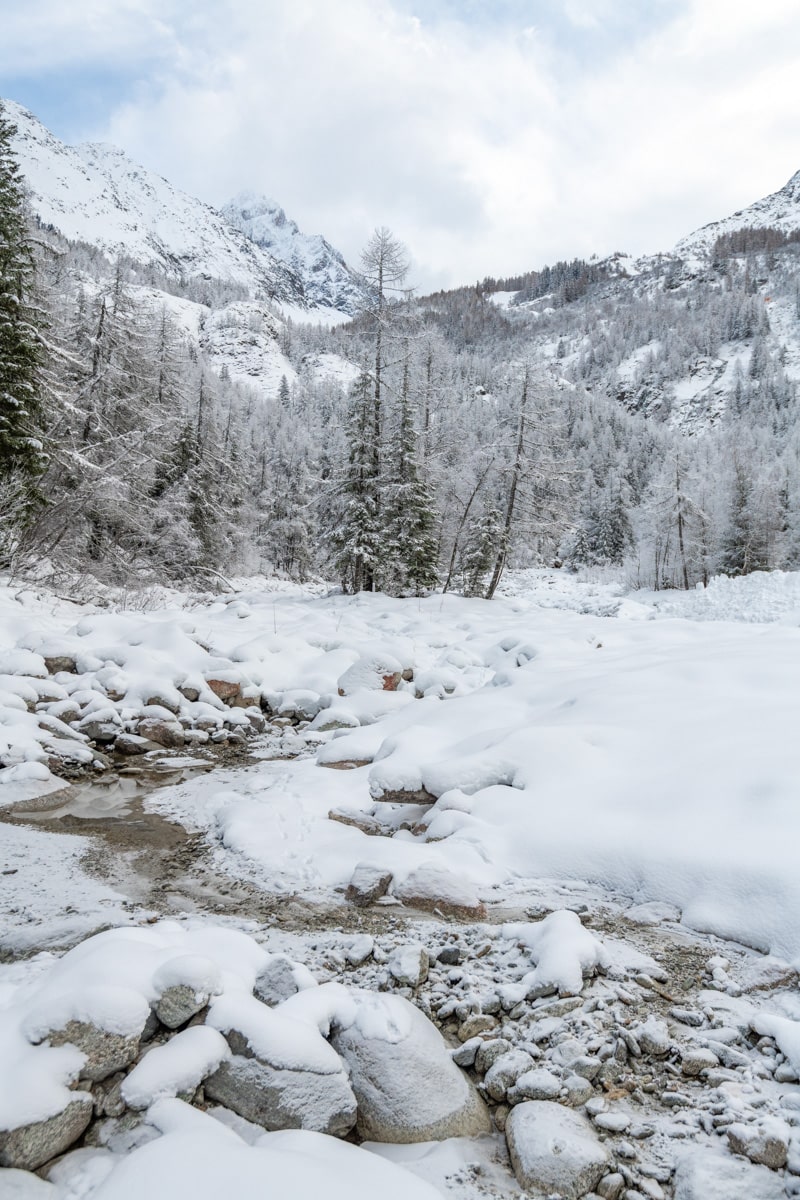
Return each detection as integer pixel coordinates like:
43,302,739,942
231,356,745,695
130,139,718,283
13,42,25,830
4,100,358,316
675,168,800,260
222,193,365,315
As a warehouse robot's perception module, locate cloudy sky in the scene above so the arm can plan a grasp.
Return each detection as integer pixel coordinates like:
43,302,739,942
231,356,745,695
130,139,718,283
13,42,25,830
2,0,799,290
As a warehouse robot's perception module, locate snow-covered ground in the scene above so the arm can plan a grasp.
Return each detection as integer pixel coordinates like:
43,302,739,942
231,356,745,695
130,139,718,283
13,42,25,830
4,567,800,1198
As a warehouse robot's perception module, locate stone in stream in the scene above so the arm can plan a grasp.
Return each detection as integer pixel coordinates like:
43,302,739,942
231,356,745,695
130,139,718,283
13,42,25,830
0,1096,93,1171
136,717,184,748
505,1101,610,1199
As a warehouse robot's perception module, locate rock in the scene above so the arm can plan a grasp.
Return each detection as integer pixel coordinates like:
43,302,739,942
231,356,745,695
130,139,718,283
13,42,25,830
331,993,490,1143
437,945,461,966
674,1145,784,1200
728,1120,789,1170
505,1102,610,1200
204,1054,356,1137
508,1067,562,1104
494,1104,510,1132
452,1037,483,1068
179,685,201,702
114,733,153,756
144,692,180,713
563,1073,594,1106
474,1038,512,1075
680,1048,719,1077
345,935,374,967
205,678,242,703
393,864,486,919
253,957,303,1007
345,863,393,907
595,1112,631,1133
46,1019,140,1082
337,654,404,696
597,1174,627,1200
388,944,429,988
458,1013,498,1042
0,1096,93,1170
484,1049,536,1101
78,718,120,743
44,655,77,674
136,718,184,748
154,984,209,1029
636,1016,670,1058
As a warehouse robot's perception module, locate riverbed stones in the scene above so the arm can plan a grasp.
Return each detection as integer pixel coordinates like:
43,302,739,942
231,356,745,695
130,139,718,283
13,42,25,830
505,1102,610,1199
0,1096,93,1171
204,1054,357,1138
483,1049,536,1101
332,993,490,1143
253,957,302,1007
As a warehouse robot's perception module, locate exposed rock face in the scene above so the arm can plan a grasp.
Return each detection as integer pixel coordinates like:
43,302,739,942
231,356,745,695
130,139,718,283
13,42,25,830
154,984,209,1029
46,1020,140,1082
332,994,490,1143
0,1096,93,1171
345,863,393,907
204,1054,356,1138
505,1101,610,1199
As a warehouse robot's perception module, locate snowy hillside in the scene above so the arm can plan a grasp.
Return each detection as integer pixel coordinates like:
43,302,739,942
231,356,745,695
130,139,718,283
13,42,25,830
675,167,800,259
4,100,354,314
222,192,365,315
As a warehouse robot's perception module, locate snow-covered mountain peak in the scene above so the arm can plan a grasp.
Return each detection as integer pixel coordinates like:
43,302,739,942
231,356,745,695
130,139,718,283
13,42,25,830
222,191,365,315
2,99,358,315
675,167,800,259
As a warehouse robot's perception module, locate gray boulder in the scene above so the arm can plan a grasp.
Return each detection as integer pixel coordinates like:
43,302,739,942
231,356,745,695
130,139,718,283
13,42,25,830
253,957,302,1007
46,1019,140,1082
346,863,393,906
204,1054,356,1137
0,1096,93,1171
505,1101,610,1199
332,993,490,1143
154,984,209,1029
674,1146,784,1200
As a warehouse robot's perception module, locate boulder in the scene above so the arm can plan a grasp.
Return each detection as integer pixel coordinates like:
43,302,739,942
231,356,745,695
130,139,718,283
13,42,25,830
393,864,486,920
505,1102,610,1200
0,1096,93,1171
728,1120,789,1170
674,1146,784,1200
205,678,242,703
331,993,490,1143
507,1066,562,1104
44,655,77,675
346,863,393,907
136,718,184,749
78,719,120,744
204,1054,356,1138
45,1019,140,1082
388,944,429,989
154,984,209,1029
254,957,306,1007
114,733,153,756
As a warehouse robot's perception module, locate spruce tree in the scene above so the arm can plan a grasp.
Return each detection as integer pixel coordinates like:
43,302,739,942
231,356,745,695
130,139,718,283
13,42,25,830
0,102,45,541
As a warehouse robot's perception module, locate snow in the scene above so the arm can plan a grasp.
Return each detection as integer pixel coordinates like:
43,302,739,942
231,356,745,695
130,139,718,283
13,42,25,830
121,1027,230,1109
65,1100,442,1200
207,992,345,1074
500,911,610,998
676,168,800,259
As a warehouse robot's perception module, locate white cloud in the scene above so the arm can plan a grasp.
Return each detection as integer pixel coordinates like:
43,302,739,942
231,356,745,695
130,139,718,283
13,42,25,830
5,0,800,290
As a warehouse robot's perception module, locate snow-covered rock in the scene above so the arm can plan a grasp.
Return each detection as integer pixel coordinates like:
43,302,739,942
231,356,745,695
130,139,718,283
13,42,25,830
331,992,490,1143
204,1053,357,1137
673,1145,784,1200
505,1101,610,1199
0,1096,93,1171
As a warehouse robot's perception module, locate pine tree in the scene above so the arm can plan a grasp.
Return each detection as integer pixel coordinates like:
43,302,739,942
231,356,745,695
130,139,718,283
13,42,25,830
0,102,45,551
383,356,438,594
332,372,383,592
